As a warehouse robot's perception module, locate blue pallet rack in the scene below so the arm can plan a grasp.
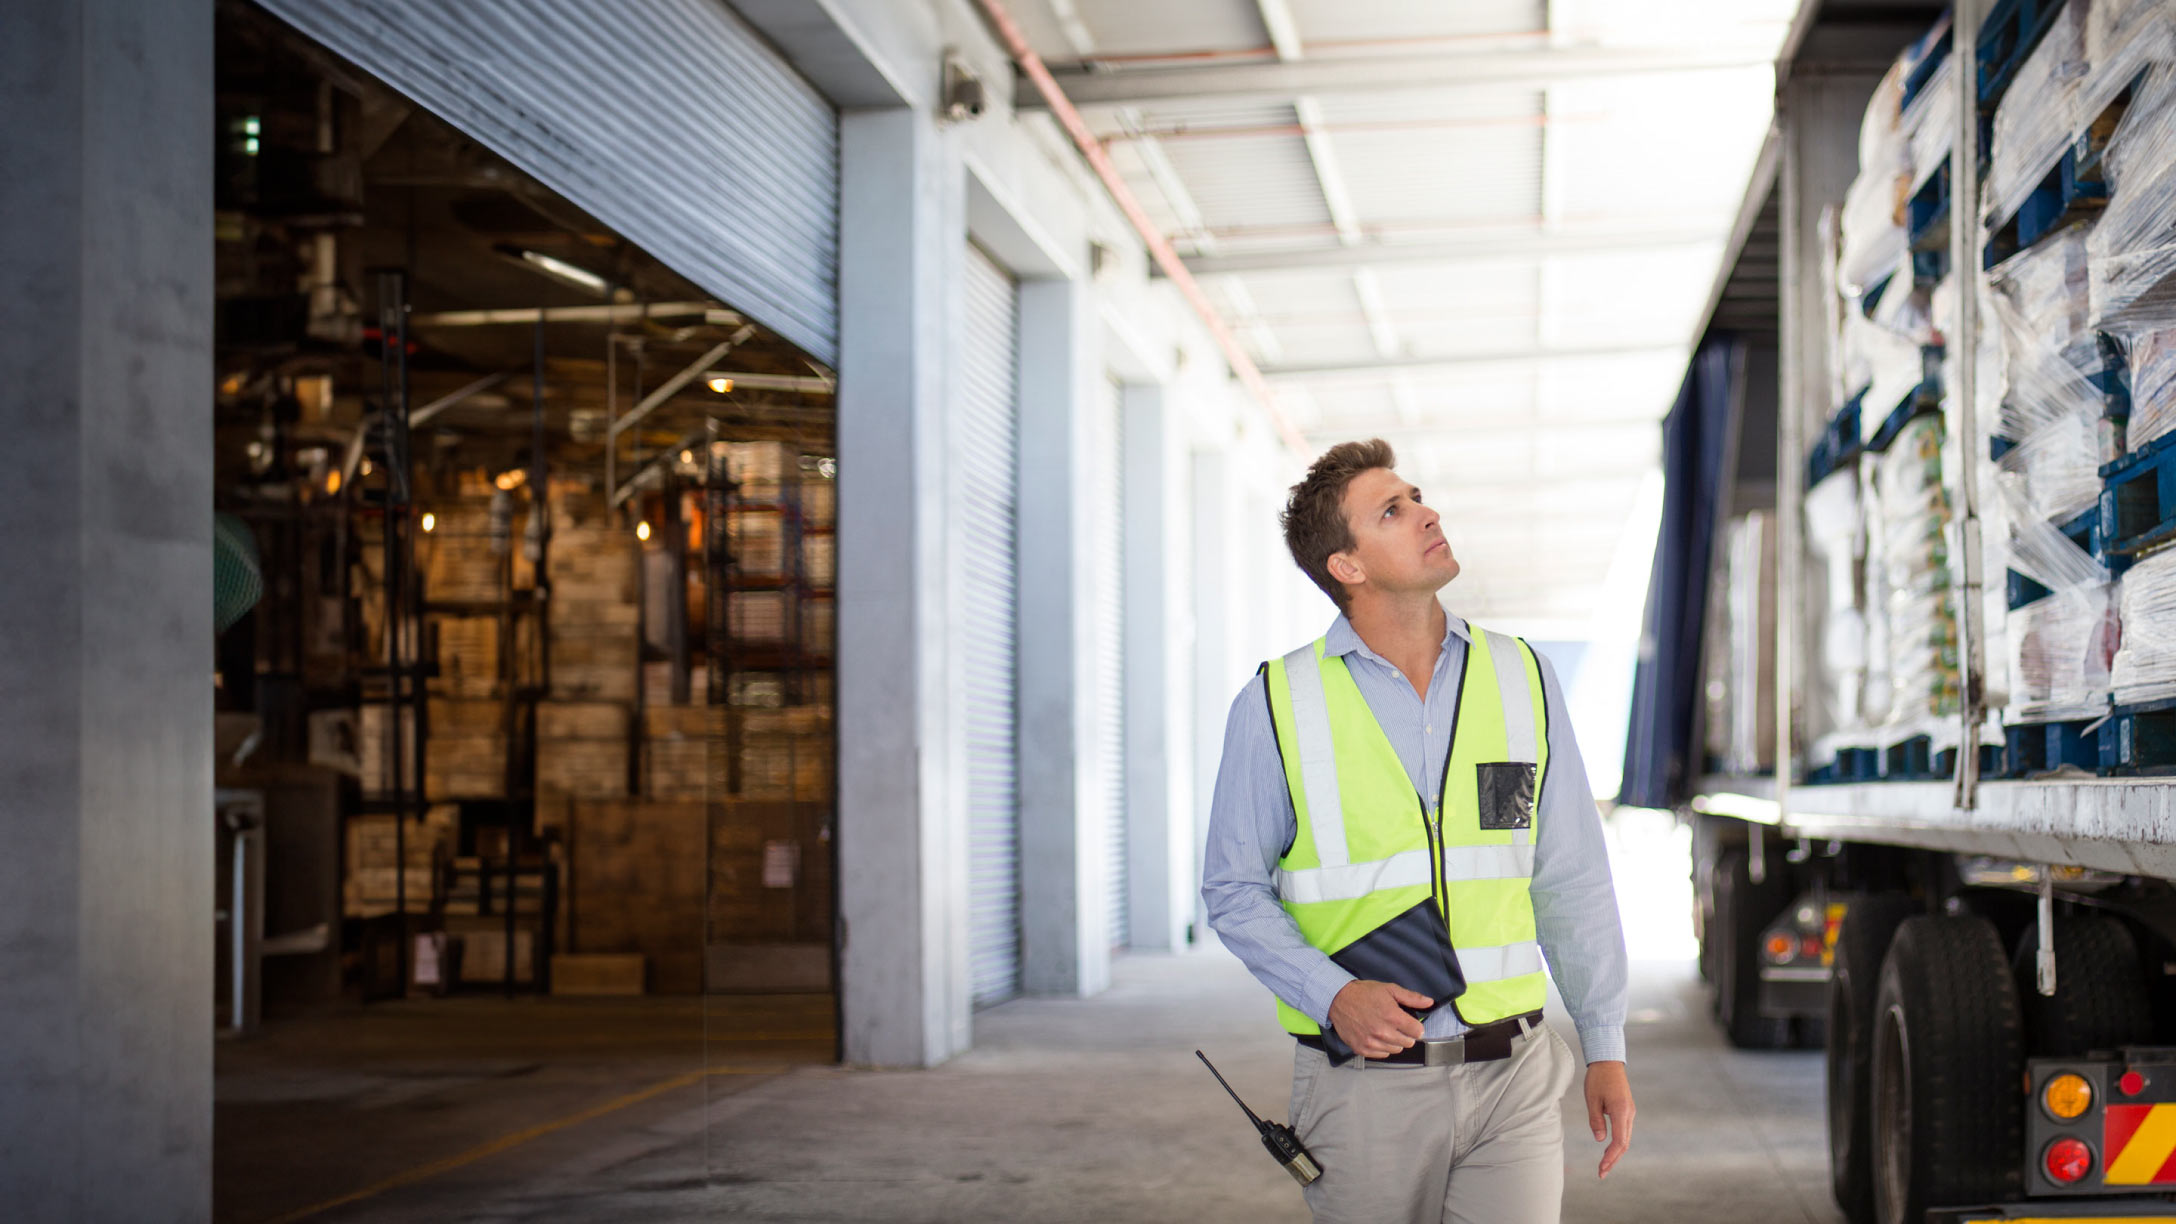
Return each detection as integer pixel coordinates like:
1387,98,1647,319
1978,0,2069,107
2110,697,2176,775
2101,431,2176,556
1807,393,1866,488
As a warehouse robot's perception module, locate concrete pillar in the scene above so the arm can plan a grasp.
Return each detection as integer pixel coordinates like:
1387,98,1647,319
1121,385,1195,951
1189,446,1237,940
836,106,973,1067
1015,276,1110,997
0,0,215,1217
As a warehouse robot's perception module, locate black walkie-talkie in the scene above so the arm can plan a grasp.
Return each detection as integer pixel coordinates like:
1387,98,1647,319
1196,1050,1323,1186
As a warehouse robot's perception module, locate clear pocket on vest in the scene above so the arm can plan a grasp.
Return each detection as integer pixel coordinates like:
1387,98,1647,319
1476,762,1536,830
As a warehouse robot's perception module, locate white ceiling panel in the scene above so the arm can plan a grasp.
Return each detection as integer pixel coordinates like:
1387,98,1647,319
1285,0,1545,48
1042,0,1270,58
1546,71,1776,221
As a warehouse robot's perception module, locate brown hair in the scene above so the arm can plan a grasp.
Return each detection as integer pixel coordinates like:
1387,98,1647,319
1281,438,1396,612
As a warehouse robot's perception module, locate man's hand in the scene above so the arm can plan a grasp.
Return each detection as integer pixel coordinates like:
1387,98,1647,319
1326,980,1431,1059
1585,1060,1634,1179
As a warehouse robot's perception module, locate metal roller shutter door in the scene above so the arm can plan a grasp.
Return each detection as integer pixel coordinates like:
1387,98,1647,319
1094,377,1128,951
961,244,1022,1007
257,0,840,366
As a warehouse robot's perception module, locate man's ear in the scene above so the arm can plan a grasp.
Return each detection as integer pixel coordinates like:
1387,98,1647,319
1326,550,1364,588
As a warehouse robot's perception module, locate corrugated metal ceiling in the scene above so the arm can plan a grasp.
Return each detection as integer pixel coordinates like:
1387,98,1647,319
1032,0,1801,625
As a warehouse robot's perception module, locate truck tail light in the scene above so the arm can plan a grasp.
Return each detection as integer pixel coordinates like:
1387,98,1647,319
2045,1073,2093,1121
2045,1136,2094,1184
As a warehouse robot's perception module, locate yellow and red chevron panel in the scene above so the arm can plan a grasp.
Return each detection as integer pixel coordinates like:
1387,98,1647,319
2105,1103,2176,1185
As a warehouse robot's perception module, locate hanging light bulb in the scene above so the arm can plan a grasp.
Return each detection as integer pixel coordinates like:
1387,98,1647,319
706,376,733,394
636,520,652,542
325,469,342,495
421,512,437,534
360,458,374,477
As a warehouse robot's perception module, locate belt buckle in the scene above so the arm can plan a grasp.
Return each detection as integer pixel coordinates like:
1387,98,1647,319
1419,1037,1464,1067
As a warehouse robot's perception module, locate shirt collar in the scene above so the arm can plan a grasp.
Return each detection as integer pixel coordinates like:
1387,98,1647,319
1323,607,1470,662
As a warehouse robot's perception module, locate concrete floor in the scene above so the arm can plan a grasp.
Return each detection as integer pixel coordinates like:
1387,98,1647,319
217,951,1847,1224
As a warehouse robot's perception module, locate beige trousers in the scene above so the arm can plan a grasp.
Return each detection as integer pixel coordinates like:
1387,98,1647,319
1289,1021,1577,1224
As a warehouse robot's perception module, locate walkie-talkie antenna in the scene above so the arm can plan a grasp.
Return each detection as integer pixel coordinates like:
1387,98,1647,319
1197,1050,1264,1128
1195,1048,1324,1187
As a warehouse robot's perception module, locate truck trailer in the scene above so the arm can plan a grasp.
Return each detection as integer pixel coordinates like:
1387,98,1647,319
1629,1,2176,1221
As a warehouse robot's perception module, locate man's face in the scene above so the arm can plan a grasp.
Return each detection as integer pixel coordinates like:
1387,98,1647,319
1330,467,1459,601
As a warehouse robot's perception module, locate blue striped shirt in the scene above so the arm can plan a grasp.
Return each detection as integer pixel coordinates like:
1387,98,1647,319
1201,612,1629,1064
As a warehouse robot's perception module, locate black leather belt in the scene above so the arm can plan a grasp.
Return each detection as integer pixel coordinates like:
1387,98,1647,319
1298,1011,1544,1067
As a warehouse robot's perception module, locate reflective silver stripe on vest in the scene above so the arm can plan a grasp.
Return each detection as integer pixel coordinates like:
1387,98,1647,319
1276,848,1431,905
1279,842,1532,904
1282,643,1350,868
1456,939,1545,983
1483,628,1539,844
1486,630,1538,763
1441,842,1535,882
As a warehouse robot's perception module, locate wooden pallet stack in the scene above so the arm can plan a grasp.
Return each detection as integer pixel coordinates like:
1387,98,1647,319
560,797,707,993
342,805,456,917
536,699,628,800
547,489,640,703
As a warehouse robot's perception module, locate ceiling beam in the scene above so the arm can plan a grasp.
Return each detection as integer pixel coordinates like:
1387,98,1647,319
1026,45,1769,111
1171,226,1721,276
1263,341,1684,379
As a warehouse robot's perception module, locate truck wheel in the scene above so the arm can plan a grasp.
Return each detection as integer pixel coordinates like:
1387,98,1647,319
1714,850,1790,1048
1826,893,1917,1224
2011,913,2152,1057
1869,915,2023,1224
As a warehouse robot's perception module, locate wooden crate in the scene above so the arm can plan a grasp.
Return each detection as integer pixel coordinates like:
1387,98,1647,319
432,616,502,697
728,591,790,642
706,799,833,954
803,533,835,587
448,919,537,985
538,700,627,741
538,738,630,799
728,509,786,578
563,798,706,993
550,953,646,996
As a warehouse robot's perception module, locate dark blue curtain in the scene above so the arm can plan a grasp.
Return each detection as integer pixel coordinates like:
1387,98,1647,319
1618,335,1742,808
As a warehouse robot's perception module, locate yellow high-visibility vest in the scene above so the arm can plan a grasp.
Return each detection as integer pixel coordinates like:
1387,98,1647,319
1262,622,1551,1035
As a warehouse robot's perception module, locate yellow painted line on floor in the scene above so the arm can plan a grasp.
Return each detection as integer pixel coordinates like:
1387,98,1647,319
257,1066,775,1224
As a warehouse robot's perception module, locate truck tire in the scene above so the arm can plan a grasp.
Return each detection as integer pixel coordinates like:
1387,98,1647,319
1714,849,1791,1048
1869,915,2024,1224
1826,893,1918,1224
2010,913,2153,1057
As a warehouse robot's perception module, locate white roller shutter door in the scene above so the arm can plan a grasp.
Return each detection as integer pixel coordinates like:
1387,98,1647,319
961,245,1023,1007
1094,377,1128,951
257,0,840,365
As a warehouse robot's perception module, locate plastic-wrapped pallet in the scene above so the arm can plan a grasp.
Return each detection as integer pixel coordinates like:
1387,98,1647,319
1710,513,1779,774
2094,61,2176,336
1989,231,2119,519
1988,1,2174,236
2011,582,2120,717
1839,65,1910,297
2126,327,2176,449
1873,414,1961,729
2114,546,2176,703
1805,473,1870,742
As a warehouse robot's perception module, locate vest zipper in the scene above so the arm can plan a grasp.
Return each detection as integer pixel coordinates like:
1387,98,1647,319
1416,789,1447,926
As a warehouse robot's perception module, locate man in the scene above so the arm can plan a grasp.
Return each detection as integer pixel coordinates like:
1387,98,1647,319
1202,439,1633,1223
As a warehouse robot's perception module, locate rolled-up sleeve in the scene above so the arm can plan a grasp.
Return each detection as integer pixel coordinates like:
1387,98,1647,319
1200,675,1355,1026
1528,653,1631,1064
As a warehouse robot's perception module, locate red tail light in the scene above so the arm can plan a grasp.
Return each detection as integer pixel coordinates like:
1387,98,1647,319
2045,1136,2094,1184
